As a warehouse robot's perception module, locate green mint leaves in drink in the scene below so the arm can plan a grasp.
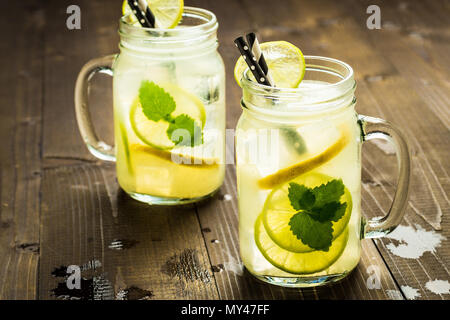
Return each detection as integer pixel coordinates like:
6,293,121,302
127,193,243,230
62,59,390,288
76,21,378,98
288,179,347,251
167,114,203,147
139,81,176,122
139,81,203,147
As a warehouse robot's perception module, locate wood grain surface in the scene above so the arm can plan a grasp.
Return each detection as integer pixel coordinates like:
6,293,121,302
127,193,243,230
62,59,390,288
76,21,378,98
0,0,448,300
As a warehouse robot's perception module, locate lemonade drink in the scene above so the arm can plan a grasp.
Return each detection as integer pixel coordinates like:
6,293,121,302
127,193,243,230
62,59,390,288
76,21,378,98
113,8,225,204
236,56,362,286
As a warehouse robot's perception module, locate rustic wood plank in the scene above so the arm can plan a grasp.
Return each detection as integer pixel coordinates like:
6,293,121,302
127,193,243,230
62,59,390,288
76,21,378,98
42,0,120,160
337,0,450,300
0,0,44,299
39,164,219,299
378,0,450,87
349,0,450,230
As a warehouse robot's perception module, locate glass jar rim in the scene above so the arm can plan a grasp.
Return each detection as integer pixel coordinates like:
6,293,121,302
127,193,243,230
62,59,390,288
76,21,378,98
119,6,218,41
241,55,354,96
240,56,356,118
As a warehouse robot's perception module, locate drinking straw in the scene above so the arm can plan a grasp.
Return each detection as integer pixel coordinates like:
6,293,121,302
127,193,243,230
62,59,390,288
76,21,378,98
235,33,307,154
128,1,177,84
127,0,155,28
246,33,274,86
234,37,272,86
138,0,156,28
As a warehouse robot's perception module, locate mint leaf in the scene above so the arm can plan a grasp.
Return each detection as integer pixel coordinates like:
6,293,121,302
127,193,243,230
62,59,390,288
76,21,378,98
167,114,203,147
289,212,333,251
138,80,205,147
139,81,176,122
287,179,348,251
312,179,345,207
330,202,347,222
310,202,347,222
288,183,315,210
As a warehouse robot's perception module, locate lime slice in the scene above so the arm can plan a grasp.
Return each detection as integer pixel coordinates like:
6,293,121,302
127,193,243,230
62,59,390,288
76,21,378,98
130,83,206,150
255,215,349,274
258,125,350,189
234,41,305,88
262,172,352,253
122,0,184,29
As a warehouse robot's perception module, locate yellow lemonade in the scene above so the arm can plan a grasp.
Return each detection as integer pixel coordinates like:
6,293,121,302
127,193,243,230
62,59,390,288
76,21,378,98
113,8,225,204
236,71,362,286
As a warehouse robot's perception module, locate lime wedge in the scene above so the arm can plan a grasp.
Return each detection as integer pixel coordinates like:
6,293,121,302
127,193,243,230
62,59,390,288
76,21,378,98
255,215,349,274
258,125,350,189
122,0,184,29
130,83,206,150
234,41,305,88
262,172,352,253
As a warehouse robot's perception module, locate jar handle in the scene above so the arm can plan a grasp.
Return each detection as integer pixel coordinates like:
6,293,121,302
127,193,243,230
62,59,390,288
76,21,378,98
74,54,116,162
358,115,411,238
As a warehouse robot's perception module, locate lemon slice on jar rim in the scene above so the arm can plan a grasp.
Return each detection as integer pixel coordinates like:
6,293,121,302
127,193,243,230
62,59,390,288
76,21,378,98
122,0,184,29
234,41,305,88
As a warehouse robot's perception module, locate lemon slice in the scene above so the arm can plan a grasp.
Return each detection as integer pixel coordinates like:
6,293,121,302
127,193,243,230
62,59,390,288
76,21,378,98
129,144,222,198
122,0,184,29
234,41,305,88
258,125,351,189
262,172,352,253
129,144,219,168
255,215,349,274
130,83,206,150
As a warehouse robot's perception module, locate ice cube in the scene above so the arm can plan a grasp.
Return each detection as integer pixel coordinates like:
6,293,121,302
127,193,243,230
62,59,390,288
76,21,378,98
192,74,221,104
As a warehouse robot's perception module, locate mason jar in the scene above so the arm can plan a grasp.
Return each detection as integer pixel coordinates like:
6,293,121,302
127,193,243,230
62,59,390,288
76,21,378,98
75,7,226,205
235,56,410,287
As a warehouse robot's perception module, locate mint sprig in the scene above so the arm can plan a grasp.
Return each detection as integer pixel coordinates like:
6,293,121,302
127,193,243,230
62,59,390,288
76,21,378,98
138,81,203,147
139,81,176,122
288,179,347,251
167,114,203,147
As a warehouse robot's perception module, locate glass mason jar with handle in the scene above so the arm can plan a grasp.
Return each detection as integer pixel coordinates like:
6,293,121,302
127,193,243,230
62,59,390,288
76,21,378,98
75,7,226,205
236,56,410,287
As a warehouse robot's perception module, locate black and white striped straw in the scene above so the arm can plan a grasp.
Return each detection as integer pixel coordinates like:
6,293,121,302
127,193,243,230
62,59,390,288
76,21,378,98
127,0,155,28
234,37,272,86
138,0,156,27
246,33,274,86
234,34,307,155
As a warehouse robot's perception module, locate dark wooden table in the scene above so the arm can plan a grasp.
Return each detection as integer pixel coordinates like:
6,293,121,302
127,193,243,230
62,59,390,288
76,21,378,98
1,0,449,300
